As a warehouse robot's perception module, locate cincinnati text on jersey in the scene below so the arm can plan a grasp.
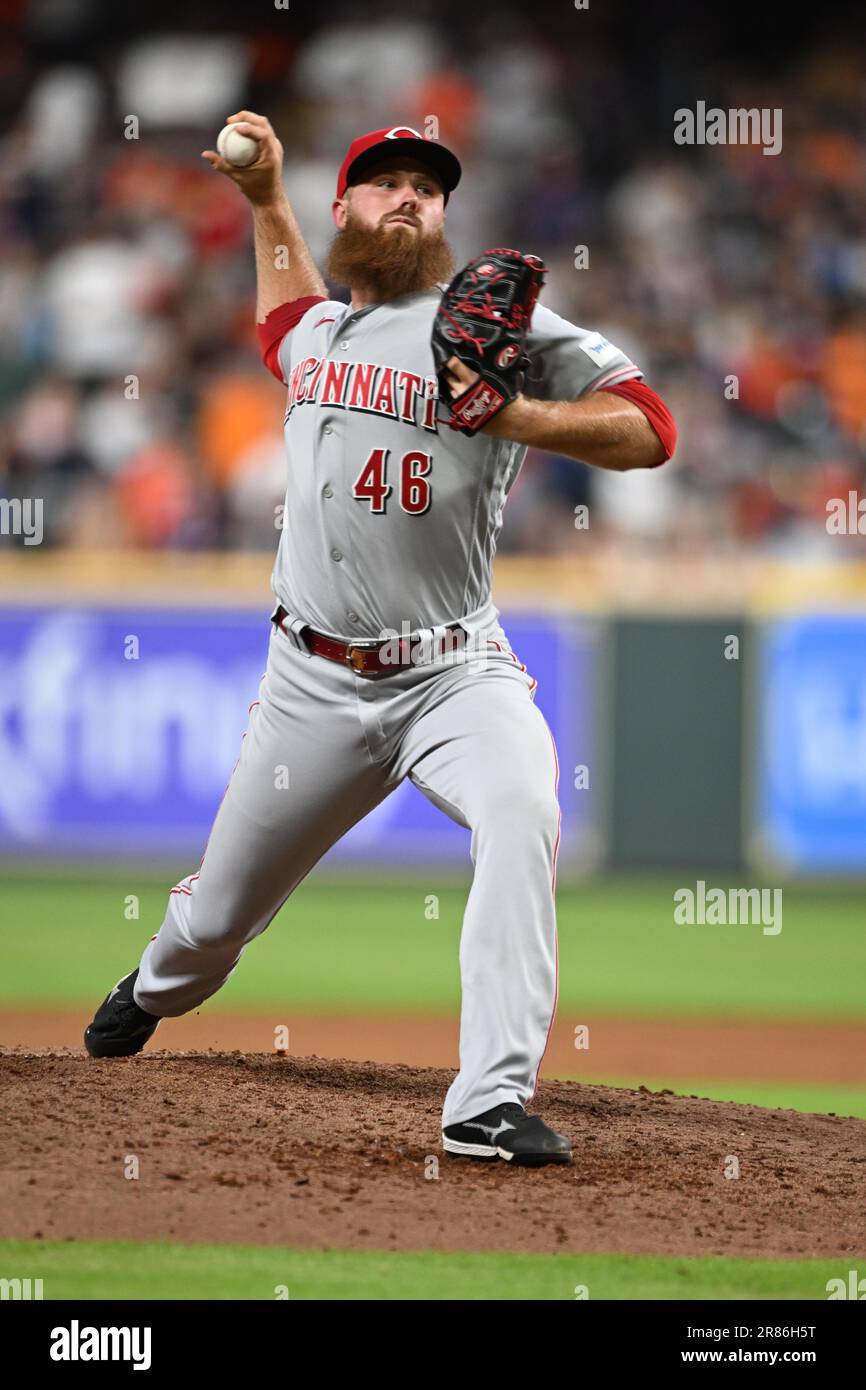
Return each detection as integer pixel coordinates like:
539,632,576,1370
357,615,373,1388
284,356,440,431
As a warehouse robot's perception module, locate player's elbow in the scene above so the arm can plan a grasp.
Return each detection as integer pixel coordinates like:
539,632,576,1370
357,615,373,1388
598,381,678,469
605,435,671,471
636,431,675,469
614,420,677,470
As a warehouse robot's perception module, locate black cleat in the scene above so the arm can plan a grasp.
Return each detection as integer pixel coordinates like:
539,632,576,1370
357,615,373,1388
84,969,161,1058
443,1102,573,1167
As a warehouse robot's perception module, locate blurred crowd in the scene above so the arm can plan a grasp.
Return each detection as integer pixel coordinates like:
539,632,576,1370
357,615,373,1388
2,2,866,558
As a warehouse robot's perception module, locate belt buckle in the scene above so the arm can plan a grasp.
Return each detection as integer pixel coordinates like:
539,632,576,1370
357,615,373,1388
346,642,380,674
345,627,463,677
346,645,365,673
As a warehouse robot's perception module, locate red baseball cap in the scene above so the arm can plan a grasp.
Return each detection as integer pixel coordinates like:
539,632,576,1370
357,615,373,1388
336,126,461,205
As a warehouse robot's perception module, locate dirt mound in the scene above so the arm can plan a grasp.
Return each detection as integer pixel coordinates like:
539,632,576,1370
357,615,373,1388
4,1009,866,1085
1,1050,864,1258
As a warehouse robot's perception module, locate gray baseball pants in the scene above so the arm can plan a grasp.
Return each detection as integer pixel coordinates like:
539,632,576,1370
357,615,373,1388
134,617,561,1128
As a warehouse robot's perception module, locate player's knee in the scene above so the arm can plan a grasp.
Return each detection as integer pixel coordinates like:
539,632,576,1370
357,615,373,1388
185,916,234,950
478,786,560,847
176,897,249,951
521,790,561,845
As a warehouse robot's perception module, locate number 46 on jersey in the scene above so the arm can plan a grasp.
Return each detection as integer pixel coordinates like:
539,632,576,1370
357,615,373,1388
352,448,432,515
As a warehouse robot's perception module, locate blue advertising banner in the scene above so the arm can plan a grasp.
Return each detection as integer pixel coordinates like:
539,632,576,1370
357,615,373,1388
753,614,866,872
0,606,600,868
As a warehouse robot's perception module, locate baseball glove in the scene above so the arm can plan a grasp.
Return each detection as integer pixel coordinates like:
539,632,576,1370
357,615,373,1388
431,247,546,435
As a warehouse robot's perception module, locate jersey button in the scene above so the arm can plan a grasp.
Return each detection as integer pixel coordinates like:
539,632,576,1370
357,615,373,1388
323,485,334,499
338,340,349,350
323,426,333,435
331,548,343,562
348,612,360,624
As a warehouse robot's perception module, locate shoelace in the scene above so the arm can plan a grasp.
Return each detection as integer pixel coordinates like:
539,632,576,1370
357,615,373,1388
114,998,151,1024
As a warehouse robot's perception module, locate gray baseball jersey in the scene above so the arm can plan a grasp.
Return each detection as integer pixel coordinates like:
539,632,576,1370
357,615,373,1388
270,289,642,639
131,281,644,1134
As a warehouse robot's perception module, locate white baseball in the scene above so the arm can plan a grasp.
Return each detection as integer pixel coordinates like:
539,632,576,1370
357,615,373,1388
216,125,259,168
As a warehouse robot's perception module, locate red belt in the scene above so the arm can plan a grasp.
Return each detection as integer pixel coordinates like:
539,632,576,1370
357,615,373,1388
272,605,466,678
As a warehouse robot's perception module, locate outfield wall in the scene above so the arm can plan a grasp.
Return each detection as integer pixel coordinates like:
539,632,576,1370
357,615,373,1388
0,552,864,877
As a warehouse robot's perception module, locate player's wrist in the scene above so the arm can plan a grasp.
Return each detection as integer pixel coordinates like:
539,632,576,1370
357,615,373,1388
247,182,289,211
482,393,534,440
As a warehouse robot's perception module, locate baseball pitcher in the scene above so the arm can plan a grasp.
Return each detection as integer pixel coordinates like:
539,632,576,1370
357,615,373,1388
85,117,677,1166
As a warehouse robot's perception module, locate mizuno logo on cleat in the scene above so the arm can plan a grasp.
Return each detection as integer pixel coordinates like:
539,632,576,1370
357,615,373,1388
464,1117,517,1142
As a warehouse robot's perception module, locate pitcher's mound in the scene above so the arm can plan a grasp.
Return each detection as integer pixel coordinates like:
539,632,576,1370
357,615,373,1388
1,1051,863,1258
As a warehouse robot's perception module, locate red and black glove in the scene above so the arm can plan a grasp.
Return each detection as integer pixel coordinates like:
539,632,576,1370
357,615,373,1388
431,248,546,435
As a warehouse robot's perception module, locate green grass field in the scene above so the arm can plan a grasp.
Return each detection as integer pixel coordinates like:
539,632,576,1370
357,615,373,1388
0,1240,846,1301
2,872,863,1300
1,872,864,1018
560,1077,866,1120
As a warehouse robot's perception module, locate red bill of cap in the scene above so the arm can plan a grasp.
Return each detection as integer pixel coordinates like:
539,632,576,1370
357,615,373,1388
336,126,461,205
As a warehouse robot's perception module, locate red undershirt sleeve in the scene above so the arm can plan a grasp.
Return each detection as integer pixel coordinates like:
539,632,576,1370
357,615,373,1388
596,378,678,465
257,296,328,384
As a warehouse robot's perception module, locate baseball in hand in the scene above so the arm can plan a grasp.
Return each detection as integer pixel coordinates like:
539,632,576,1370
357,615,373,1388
216,124,259,167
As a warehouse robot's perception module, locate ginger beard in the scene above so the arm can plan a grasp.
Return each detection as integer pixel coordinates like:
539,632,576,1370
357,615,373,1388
326,204,455,301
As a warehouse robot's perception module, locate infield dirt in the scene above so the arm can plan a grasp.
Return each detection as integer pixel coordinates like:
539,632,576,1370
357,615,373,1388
2,1051,864,1259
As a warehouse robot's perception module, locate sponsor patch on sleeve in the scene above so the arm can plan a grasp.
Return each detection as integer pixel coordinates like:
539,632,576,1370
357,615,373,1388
577,332,622,368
